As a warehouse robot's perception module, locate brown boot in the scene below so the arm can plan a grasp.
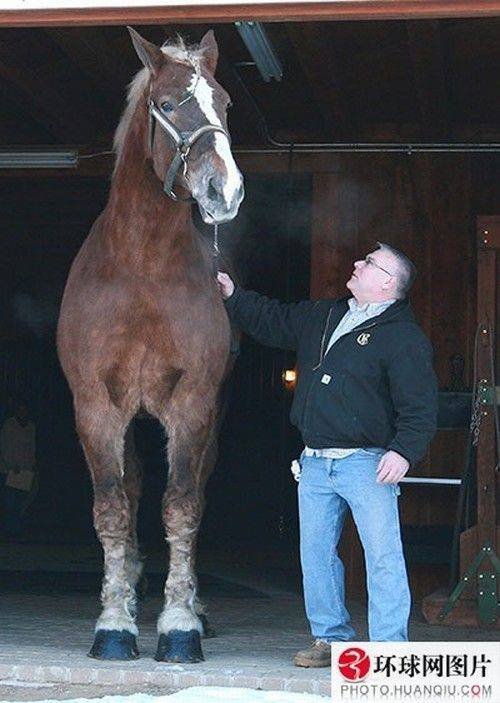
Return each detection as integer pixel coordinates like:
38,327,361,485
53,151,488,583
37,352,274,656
293,639,331,668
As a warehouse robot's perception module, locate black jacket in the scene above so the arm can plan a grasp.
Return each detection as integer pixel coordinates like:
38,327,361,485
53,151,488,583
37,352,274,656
225,288,438,466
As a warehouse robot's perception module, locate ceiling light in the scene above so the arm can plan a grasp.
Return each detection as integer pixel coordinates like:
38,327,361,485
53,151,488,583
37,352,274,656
0,150,79,169
235,21,283,82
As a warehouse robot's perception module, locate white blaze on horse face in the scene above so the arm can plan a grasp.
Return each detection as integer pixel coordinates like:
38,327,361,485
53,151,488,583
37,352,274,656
190,73,242,208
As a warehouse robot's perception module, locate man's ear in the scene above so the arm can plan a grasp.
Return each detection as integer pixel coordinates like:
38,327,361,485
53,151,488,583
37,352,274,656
199,30,218,74
128,26,164,75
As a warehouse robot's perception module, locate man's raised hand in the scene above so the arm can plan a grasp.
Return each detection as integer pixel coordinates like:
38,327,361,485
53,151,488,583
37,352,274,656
217,271,235,299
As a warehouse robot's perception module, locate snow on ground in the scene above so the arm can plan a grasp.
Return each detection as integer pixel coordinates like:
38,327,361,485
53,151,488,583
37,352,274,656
168,689,327,702
0,687,328,703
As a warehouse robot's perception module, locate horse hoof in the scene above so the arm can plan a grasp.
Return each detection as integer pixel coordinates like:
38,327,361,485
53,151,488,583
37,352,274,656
200,614,216,638
88,629,139,660
155,630,204,663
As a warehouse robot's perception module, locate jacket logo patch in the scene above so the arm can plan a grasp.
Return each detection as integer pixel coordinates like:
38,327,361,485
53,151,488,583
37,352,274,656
356,332,371,346
321,374,331,384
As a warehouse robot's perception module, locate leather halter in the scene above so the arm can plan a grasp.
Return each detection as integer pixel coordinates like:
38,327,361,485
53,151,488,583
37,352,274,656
148,98,230,202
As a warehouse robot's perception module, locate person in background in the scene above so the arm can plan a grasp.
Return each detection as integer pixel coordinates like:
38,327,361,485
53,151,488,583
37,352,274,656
0,387,10,429
0,399,37,536
0,390,9,508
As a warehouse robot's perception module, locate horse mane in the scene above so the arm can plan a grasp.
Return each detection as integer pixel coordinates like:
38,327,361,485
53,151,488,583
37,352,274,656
113,36,206,164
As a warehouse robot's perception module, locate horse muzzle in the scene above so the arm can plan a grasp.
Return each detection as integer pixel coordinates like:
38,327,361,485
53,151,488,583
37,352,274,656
196,179,244,224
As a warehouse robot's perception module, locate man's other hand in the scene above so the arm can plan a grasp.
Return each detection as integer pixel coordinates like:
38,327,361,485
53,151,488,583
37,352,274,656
217,272,235,299
376,450,409,484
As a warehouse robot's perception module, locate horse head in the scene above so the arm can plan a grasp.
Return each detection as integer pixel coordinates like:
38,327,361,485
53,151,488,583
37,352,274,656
128,27,244,224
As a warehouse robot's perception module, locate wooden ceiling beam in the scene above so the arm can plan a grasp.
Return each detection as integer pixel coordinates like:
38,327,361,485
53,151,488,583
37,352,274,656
286,23,352,139
44,27,132,111
1,2,500,28
406,20,451,139
0,32,105,142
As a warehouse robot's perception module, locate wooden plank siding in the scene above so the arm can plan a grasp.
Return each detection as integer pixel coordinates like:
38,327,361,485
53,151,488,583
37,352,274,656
310,153,499,601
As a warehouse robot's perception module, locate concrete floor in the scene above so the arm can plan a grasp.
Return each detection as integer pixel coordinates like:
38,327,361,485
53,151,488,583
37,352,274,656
0,539,498,699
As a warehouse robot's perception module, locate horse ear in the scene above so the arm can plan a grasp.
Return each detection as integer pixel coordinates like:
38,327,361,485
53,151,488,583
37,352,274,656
128,27,164,74
199,30,218,74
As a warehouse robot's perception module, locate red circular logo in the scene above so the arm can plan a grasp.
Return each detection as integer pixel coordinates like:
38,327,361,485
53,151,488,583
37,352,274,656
338,647,371,681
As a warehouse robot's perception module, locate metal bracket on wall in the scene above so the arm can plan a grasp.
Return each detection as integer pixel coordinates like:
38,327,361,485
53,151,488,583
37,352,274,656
438,543,500,625
477,382,496,406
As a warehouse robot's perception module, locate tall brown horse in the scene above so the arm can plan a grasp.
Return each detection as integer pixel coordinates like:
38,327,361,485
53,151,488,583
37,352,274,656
57,28,244,663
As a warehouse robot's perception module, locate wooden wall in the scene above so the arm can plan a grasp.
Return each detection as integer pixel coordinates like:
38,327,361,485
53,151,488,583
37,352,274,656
309,152,500,601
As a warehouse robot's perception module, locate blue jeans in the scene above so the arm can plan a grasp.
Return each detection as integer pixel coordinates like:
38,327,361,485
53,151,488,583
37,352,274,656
298,448,410,641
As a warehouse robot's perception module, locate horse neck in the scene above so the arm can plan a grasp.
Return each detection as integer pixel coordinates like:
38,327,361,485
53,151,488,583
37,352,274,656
106,100,193,249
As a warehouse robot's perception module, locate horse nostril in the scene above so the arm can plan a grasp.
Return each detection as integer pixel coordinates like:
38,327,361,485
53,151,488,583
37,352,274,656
207,177,223,203
205,175,244,212
207,182,218,202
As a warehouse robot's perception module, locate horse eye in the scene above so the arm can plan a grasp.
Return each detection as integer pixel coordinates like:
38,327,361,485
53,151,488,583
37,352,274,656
227,101,233,109
161,101,174,113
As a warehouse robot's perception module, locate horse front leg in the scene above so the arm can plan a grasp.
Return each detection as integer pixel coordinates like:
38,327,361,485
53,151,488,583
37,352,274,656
78,410,139,661
155,418,215,663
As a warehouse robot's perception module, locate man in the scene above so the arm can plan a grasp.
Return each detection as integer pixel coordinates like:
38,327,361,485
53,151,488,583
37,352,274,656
217,242,437,666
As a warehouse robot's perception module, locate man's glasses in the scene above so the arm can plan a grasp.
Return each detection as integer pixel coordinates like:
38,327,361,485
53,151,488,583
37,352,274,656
364,255,395,277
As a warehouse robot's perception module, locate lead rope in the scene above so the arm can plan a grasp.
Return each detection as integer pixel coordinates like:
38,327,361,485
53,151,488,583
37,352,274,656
212,223,220,277
213,223,220,256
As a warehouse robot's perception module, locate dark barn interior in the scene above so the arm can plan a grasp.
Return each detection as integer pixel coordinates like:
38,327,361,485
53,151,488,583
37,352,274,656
0,10,499,633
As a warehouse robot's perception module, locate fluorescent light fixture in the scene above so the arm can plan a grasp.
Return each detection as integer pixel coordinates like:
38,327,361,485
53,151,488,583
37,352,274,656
0,150,78,169
235,21,283,82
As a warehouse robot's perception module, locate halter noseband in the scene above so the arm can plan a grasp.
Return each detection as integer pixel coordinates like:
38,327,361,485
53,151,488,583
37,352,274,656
148,98,230,202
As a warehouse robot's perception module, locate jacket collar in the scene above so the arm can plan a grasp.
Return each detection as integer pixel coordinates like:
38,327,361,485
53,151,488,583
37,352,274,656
334,295,415,326
347,297,396,316
322,296,415,350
